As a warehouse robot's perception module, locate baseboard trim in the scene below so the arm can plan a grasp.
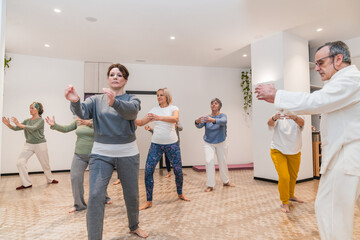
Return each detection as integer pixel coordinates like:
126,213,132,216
1,169,70,176
253,176,316,184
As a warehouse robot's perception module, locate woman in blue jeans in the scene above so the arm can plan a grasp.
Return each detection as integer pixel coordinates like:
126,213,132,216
136,88,190,211
65,63,148,239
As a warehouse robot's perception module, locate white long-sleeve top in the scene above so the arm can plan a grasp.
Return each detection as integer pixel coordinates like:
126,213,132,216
270,116,304,155
274,65,360,176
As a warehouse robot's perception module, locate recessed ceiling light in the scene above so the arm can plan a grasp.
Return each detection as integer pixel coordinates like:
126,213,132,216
54,8,61,13
214,48,222,51
170,36,175,40
135,59,146,63
243,54,247,57
316,28,323,32
44,44,50,48
86,17,98,22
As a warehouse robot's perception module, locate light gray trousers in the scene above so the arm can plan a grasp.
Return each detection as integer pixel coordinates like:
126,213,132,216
86,154,140,240
71,154,110,211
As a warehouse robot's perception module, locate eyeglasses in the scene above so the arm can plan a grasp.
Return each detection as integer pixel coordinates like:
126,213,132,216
315,55,335,67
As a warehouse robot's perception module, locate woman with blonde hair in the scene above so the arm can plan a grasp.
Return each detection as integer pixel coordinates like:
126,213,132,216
136,88,190,210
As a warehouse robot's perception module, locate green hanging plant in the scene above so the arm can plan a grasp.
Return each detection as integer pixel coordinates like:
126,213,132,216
240,69,252,115
4,56,11,69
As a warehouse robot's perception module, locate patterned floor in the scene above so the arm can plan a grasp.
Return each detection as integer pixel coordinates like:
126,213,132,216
0,169,359,240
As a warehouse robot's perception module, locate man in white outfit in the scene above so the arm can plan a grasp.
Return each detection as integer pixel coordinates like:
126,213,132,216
254,41,360,240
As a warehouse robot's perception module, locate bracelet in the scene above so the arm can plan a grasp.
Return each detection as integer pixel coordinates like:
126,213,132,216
272,116,276,121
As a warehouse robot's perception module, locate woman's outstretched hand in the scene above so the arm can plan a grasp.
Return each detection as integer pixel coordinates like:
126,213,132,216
2,116,10,125
45,116,55,126
65,85,80,103
11,117,20,125
103,88,116,106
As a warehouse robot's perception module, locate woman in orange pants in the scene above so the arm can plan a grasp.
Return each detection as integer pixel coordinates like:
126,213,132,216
268,112,304,213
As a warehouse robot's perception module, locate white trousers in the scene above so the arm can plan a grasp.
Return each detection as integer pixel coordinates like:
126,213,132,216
204,141,230,187
315,145,360,240
16,142,54,187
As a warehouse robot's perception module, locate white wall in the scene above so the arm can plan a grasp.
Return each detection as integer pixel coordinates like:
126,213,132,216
282,33,313,180
1,53,84,174
345,36,360,57
1,54,252,173
0,0,6,181
251,33,283,181
251,32,313,181
345,36,360,69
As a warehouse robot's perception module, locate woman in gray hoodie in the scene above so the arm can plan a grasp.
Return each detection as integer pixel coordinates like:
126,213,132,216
64,63,148,239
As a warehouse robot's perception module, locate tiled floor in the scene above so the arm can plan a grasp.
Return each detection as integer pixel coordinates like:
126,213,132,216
0,169,359,240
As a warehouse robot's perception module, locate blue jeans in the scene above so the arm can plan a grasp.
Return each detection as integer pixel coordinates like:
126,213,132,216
86,154,140,240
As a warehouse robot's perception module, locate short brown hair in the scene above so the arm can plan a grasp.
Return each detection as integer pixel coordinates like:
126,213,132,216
31,102,44,116
107,63,129,80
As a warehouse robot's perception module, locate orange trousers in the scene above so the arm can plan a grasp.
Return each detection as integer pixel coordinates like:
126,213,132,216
270,149,301,204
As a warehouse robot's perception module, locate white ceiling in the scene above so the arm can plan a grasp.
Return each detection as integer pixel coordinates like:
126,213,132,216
5,0,360,68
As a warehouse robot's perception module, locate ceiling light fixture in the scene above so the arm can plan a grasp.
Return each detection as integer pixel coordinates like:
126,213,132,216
170,36,175,40
135,59,146,63
243,54,247,57
44,44,50,48
316,28,323,32
214,48,222,51
54,8,61,13
86,17,98,22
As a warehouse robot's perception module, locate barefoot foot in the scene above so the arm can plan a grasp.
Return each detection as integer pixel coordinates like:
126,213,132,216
139,201,152,211
68,207,77,213
178,194,191,201
204,187,213,192
106,200,112,205
223,182,235,187
113,179,121,185
131,227,149,238
164,172,171,178
281,204,290,213
289,196,304,203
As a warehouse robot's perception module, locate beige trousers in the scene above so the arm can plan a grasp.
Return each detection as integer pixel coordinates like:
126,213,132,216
204,140,230,187
16,142,54,187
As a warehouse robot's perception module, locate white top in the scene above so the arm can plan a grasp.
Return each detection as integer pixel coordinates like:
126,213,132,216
270,116,303,155
149,105,179,145
275,65,360,175
91,140,139,157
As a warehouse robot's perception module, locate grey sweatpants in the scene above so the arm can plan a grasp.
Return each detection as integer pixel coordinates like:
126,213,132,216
71,154,110,211
86,154,140,240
